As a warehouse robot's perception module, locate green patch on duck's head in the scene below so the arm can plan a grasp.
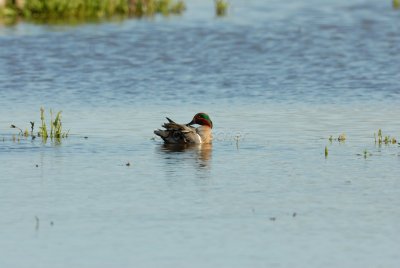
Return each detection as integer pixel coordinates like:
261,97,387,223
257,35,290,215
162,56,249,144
188,112,213,128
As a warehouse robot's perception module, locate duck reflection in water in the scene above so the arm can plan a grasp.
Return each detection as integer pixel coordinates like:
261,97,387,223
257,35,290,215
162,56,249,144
159,143,212,169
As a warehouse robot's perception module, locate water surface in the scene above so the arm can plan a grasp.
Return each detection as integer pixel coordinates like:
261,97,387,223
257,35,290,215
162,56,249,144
0,0,400,267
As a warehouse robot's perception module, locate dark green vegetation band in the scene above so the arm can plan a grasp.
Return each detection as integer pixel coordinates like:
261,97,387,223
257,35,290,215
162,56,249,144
0,0,186,22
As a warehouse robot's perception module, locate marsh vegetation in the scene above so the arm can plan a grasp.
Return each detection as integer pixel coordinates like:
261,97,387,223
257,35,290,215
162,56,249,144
324,130,398,159
214,0,228,16
0,0,186,23
8,107,68,143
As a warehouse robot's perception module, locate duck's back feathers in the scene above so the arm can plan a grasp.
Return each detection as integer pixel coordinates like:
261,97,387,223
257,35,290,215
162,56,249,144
154,117,202,144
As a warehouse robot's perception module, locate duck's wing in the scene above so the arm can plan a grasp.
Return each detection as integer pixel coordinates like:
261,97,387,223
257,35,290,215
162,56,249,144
154,117,201,144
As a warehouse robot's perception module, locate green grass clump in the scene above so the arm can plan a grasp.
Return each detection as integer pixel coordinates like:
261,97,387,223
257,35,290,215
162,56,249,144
0,4,19,25
215,0,228,16
375,129,397,145
39,107,68,140
1,0,186,22
10,107,69,143
50,109,63,138
394,0,400,9
23,0,130,21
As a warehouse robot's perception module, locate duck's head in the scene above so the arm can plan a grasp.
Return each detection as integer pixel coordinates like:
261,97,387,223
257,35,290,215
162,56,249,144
187,112,213,128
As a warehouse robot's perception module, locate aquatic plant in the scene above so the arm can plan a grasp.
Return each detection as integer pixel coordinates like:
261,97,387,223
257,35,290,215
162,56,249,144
10,124,23,134
155,0,185,15
234,134,241,149
215,0,228,16
39,107,48,140
50,109,63,138
394,0,400,9
374,129,397,145
327,133,346,142
0,3,18,24
324,146,328,158
168,0,185,14
363,149,372,159
23,0,130,20
30,121,34,135
1,0,186,22
10,107,68,142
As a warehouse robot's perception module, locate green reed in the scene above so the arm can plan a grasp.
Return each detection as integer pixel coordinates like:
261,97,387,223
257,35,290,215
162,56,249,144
10,107,68,142
39,107,48,140
215,0,228,16
52,110,64,138
394,0,400,9
375,129,397,145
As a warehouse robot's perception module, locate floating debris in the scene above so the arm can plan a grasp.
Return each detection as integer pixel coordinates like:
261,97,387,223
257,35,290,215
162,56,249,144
327,133,346,142
338,133,346,142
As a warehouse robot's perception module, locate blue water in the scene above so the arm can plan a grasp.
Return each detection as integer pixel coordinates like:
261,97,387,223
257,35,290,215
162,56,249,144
0,0,400,267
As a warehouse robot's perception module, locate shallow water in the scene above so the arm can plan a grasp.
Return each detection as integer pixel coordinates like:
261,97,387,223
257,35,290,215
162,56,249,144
1,0,400,267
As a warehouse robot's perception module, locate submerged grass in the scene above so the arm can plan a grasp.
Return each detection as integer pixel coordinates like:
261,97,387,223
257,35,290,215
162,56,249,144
0,0,186,23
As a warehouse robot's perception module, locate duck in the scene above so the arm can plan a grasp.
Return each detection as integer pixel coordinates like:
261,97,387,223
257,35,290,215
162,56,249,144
154,113,213,144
